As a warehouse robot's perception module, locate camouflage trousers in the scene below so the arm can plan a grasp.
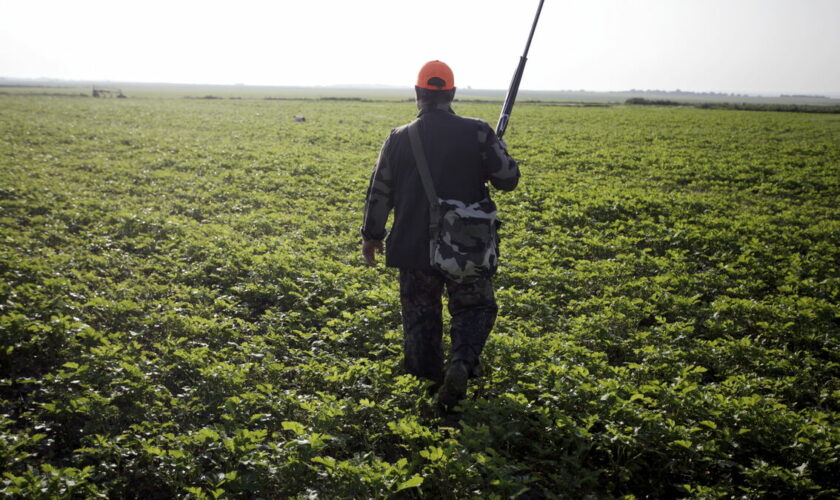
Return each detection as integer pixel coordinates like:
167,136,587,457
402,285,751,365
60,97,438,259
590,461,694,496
398,268,498,383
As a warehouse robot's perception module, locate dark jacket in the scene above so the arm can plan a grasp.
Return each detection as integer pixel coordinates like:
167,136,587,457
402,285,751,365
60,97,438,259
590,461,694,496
361,103,519,269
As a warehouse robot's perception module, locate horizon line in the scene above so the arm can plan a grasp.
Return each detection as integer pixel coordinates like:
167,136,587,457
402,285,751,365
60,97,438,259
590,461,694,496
1,76,839,99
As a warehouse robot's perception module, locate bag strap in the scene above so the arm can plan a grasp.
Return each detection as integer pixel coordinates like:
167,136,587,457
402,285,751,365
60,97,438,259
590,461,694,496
407,121,440,237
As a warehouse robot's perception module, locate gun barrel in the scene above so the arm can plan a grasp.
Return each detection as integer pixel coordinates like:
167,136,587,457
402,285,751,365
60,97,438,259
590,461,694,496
495,0,545,139
523,0,545,57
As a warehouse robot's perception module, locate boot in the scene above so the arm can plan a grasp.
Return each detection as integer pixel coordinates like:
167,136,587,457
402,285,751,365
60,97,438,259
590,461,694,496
438,360,469,413
469,360,483,379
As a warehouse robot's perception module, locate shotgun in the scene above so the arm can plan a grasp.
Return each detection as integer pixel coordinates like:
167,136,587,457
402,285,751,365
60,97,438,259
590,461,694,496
496,0,545,139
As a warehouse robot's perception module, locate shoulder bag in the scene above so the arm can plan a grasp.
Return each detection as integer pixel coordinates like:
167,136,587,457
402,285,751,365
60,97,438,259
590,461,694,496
407,121,500,282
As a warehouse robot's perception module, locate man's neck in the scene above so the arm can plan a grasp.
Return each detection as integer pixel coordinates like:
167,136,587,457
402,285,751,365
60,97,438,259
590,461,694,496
417,102,453,113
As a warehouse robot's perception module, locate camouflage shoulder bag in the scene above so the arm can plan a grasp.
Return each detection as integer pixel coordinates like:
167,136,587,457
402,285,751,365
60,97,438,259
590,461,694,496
407,121,500,282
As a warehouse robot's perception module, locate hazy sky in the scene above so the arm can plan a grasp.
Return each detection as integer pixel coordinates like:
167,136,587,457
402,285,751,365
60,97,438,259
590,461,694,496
1,0,838,95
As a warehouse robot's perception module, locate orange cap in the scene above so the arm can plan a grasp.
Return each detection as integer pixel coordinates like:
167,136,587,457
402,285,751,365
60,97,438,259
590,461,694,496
416,60,455,91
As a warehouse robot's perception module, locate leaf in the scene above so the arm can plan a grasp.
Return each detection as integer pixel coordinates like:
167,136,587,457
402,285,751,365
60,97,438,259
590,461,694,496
312,456,336,469
396,475,424,491
195,428,221,443
420,446,444,461
281,421,305,436
144,445,165,456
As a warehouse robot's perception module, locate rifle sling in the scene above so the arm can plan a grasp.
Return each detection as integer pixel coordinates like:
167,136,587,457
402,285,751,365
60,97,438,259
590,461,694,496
407,121,440,237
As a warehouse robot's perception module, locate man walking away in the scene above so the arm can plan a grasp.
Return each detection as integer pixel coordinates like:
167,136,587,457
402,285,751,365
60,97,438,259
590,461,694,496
361,60,520,416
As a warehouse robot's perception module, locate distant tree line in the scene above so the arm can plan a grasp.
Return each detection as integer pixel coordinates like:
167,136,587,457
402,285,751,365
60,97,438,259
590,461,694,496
625,97,681,106
626,97,840,114
780,94,829,99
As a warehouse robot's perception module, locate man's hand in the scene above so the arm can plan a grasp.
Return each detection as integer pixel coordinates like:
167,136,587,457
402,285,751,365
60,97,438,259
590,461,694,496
362,240,384,266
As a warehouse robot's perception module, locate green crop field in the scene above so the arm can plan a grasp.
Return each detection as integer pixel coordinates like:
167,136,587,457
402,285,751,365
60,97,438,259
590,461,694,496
1,94,839,498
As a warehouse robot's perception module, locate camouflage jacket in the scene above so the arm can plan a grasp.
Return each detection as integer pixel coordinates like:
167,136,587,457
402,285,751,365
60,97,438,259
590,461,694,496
361,104,519,269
